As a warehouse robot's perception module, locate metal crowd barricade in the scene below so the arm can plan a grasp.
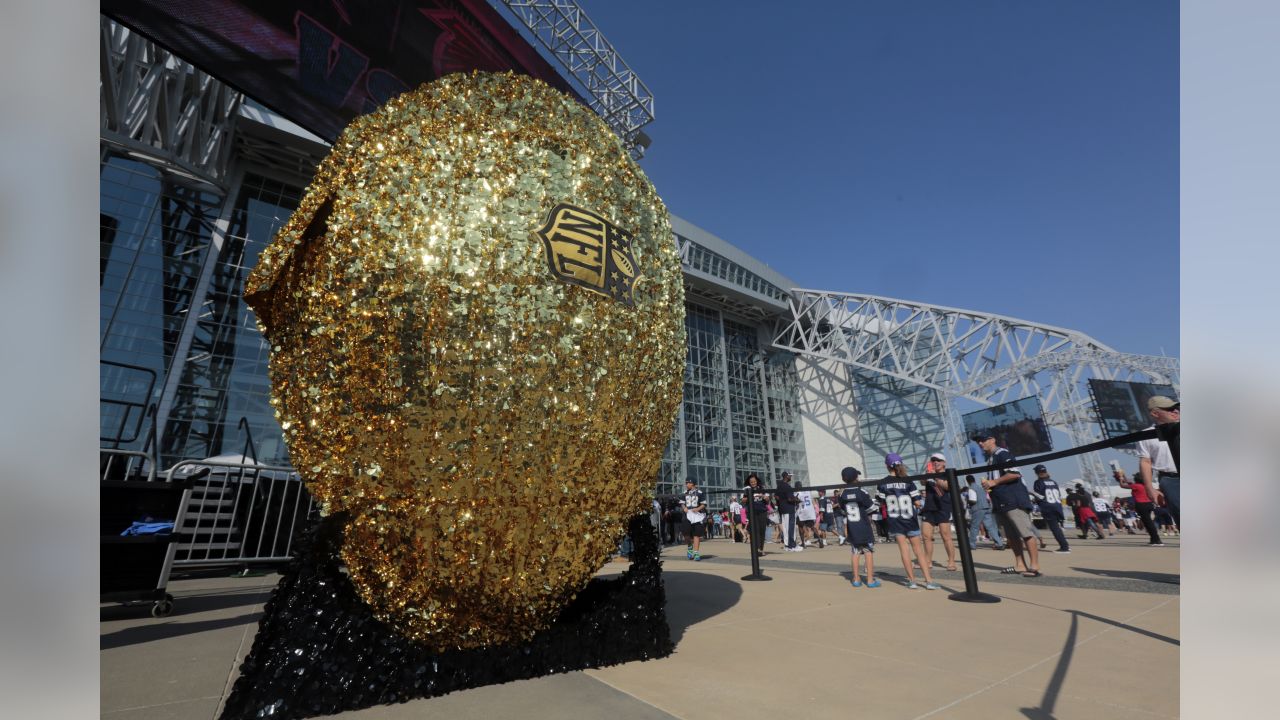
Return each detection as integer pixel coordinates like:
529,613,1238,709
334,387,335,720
165,459,318,568
100,448,158,482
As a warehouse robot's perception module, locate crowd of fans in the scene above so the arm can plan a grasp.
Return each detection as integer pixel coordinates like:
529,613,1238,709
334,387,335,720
646,396,1180,589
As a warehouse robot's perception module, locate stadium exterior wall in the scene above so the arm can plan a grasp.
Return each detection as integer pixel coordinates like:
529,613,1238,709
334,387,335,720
99,19,873,504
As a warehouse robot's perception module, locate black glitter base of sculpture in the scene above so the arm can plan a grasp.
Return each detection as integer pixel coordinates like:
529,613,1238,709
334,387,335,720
219,512,671,720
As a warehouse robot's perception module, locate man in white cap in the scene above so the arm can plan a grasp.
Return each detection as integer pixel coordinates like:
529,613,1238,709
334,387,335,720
1137,395,1181,527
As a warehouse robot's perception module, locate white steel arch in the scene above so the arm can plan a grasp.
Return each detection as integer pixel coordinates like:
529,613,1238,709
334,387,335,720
773,290,1180,487
495,0,655,158
100,17,242,190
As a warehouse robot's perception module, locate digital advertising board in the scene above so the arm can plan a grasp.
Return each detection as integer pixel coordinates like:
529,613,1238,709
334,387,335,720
962,396,1054,457
1087,379,1177,444
102,0,577,145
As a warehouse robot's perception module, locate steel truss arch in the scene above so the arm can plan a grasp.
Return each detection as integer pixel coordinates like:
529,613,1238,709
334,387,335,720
773,290,1180,487
100,17,242,191
495,0,655,159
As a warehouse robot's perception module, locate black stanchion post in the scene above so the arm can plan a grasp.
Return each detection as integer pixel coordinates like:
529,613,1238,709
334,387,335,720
741,485,771,582
945,468,1000,603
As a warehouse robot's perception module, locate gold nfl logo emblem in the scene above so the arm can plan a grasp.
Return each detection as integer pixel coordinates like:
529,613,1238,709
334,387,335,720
534,203,638,306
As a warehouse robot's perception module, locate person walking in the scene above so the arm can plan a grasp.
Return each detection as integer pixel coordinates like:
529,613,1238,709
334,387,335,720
680,478,708,561
1117,468,1163,545
776,471,801,552
964,474,1005,550
973,433,1041,578
920,453,958,571
829,490,847,545
1091,492,1117,537
795,480,822,548
1030,464,1070,553
879,453,938,589
1067,483,1106,540
839,466,880,588
1137,396,1181,527
728,495,744,543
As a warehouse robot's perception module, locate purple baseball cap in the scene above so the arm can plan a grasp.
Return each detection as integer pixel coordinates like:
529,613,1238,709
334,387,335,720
885,453,904,469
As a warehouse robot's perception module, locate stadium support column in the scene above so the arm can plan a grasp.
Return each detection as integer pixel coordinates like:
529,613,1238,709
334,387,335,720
939,390,969,476
1057,367,1108,489
752,352,775,482
153,168,245,466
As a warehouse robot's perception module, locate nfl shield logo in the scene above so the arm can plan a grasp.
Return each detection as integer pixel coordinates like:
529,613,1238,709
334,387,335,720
534,203,637,306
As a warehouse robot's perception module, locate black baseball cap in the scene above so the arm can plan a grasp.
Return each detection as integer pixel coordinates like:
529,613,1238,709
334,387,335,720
841,467,861,482
971,432,994,442
1033,464,1048,473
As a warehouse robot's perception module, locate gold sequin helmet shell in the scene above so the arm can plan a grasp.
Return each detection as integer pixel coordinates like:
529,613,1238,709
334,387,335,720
244,71,686,650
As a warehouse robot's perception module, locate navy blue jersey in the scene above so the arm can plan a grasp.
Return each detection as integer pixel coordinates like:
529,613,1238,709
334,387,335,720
775,481,797,514
876,479,921,534
987,448,1032,512
838,487,875,545
1031,477,1063,511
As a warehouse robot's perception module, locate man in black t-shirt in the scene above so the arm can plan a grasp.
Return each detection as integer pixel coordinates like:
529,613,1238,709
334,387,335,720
775,471,801,551
974,433,1041,577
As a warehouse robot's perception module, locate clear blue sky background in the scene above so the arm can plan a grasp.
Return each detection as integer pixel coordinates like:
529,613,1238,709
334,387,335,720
579,0,1179,358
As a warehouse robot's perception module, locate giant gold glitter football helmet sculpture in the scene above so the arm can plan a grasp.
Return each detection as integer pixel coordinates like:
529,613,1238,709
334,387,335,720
244,72,686,650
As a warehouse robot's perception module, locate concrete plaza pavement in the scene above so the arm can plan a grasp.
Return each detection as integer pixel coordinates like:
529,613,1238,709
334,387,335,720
102,531,1180,719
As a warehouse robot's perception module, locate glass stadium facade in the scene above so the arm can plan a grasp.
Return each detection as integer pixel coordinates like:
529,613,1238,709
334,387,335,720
99,19,816,501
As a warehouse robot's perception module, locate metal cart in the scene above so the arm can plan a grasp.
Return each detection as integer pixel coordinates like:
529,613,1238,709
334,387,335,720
100,474,197,617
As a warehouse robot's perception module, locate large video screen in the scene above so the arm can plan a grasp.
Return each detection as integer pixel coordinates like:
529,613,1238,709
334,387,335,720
1088,380,1177,442
103,0,578,144
962,396,1053,456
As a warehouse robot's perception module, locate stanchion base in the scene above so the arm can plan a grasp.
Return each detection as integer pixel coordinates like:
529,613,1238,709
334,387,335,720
948,591,1001,603
741,574,773,582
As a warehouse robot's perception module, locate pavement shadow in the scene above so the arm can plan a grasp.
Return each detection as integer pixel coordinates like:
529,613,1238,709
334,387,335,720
1071,567,1180,585
661,570,743,645
100,611,263,650
100,586,274,621
1019,612,1079,720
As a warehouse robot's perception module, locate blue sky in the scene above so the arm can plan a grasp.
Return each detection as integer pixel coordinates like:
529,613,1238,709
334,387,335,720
579,0,1179,358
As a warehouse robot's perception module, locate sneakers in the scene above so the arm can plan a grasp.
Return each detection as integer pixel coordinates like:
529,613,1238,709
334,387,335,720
1147,542,1166,547
786,546,804,552
694,552,702,561
924,582,940,590
851,579,863,588
1055,548,1071,554
866,579,882,588
686,548,694,560
906,581,920,589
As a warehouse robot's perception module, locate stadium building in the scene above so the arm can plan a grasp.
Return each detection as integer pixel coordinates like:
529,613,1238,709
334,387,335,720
100,1,1178,556
98,4,869,508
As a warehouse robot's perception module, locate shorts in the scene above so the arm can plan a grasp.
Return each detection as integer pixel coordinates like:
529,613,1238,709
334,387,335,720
852,543,874,555
683,520,706,538
996,508,1036,540
819,519,834,531
921,508,952,525
798,519,815,528
889,529,922,539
